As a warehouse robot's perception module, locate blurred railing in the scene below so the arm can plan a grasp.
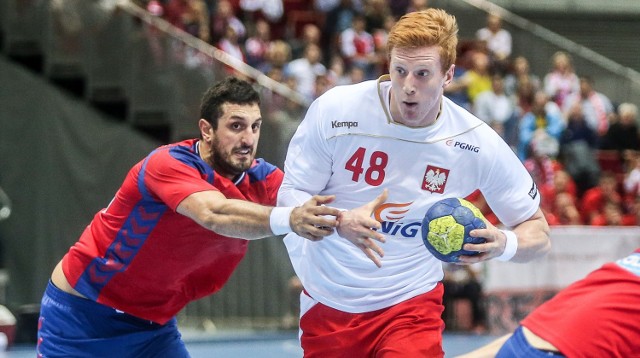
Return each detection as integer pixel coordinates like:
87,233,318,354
2,0,308,144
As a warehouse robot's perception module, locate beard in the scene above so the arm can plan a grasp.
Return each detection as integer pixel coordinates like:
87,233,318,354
209,138,254,178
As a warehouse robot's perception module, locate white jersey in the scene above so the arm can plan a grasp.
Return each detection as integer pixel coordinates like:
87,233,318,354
279,76,540,313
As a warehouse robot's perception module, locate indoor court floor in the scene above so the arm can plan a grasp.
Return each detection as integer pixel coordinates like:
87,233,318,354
2,330,499,357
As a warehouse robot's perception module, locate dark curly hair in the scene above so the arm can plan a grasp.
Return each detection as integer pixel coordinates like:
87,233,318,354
199,76,261,129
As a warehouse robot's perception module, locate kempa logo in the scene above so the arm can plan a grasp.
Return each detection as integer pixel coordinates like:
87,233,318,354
445,139,480,153
331,120,359,129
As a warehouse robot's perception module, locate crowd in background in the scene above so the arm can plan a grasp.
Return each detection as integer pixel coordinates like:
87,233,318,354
127,0,640,334
138,0,640,228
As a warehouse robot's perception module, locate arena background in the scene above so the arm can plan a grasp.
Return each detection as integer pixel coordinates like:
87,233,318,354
1,0,640,352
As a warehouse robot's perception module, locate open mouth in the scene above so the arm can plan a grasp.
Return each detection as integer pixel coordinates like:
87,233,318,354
403,101,418,109
235,148,252,156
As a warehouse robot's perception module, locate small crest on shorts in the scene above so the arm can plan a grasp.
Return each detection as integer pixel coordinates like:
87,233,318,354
422,165,449,194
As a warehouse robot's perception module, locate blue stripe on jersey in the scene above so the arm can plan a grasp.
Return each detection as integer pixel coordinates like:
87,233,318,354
169,144,215,184
247,158,277,183
75,148,171,300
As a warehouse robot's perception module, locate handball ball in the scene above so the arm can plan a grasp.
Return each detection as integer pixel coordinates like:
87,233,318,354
421,197,487,263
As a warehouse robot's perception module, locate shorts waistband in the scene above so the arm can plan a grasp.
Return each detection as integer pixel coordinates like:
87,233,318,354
45,280,162,327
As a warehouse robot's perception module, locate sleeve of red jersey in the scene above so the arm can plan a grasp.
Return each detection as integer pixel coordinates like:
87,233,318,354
265,167,284,206
142,150,218,211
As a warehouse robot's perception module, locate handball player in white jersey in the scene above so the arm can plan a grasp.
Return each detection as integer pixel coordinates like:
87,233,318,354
278,9,551,357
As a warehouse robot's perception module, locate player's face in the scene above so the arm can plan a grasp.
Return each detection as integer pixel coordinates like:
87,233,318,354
388,46,454,127
209,103,262,179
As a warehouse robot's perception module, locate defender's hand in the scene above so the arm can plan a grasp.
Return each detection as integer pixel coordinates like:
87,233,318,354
290,195,341,241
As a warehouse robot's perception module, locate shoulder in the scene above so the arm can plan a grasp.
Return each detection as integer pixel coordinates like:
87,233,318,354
311,80,379,112
247,159,282,182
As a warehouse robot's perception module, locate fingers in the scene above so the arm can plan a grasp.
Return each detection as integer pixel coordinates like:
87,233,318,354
362,246,383,268
365,189,388,211
298,226,334,242
357,237,384,258
309,194,336,206
460,227,507,262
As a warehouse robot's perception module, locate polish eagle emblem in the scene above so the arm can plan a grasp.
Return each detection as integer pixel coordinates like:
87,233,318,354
422,165,449,193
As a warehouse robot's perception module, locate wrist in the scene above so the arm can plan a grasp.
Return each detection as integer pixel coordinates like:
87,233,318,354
270,207,294,235
497,229,518,261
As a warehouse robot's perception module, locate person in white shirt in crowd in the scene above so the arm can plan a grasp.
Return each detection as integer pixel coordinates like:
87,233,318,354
475,13,512,74
474,73,518,146
562,75,614,137
285,43,327,102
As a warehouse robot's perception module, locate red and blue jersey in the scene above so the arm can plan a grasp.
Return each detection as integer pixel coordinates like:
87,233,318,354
521,248,640,357
61,139,283,324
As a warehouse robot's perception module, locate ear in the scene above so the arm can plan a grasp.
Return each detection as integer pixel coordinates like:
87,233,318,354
443,64,455,88
198,119,212,141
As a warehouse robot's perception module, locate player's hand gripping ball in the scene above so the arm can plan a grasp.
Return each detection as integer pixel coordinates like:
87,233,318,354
421,197,487,262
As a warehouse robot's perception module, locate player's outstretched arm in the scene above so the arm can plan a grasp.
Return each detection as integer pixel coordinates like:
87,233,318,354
336,189,389,268
460,208,551,264
177,190,341,240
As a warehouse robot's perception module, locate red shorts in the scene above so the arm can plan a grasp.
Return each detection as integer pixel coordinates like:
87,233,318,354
299,283,445,357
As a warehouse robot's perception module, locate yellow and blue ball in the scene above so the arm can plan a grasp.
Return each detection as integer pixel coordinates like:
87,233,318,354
421,197,487,262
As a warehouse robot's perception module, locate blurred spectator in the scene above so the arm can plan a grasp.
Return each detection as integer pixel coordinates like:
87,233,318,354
261,77,305,168
580,171,623,224
559,101,600,193
589,200,626,226
563,76,614,137
545,192,582,226
163,0,210,42
406,0,430,12
290,23,321,60
444,41,476,111
623,150,640,199
338,14,377,79
518,91,565,161
600,102,640,155
543,51,579,109
239,0,283,23
318,0,361,64
388,0,411,18
539,169,578,213
621,196,640,225
473,73,517,145
363,0,391,34
513,77,536,116
463,51,493,105
285,43,327,101
524,133,562,189
210,0,246,44
371,14,395,78
345,65,366,84
244,18,272,68
504,56,540,99
475,13,512,74
258,39,291,74
442,263,487,333
314,0,363,12
314,74,332,99
560,102,599,149
217,23,245,64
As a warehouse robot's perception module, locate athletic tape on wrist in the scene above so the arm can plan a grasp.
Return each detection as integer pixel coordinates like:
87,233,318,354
497,230,518,262
270,207,294,235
